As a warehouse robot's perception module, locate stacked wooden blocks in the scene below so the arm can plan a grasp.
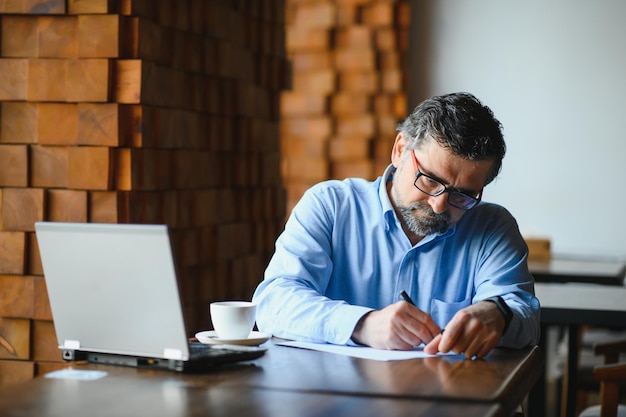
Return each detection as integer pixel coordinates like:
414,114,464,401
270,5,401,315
281,0,409,211
0,0,288,384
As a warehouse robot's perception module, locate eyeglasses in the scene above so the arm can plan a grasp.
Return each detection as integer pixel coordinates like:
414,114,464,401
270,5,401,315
409,150,482,210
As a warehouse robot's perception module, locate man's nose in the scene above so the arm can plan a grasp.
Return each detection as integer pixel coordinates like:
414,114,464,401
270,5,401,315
429,193,449,214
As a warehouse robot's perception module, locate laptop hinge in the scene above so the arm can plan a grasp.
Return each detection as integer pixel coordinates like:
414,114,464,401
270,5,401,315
63,340,81,349
163,348,183,360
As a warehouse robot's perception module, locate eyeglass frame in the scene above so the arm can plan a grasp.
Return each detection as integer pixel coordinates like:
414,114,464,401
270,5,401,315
409,150,482,210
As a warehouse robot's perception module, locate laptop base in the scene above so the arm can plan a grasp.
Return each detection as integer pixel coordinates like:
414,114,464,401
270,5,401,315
62,344,266,373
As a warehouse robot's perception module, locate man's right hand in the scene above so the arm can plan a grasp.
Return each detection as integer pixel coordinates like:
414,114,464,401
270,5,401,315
351,301,442,350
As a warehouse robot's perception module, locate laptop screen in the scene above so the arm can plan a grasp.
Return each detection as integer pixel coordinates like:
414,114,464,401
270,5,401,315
35,222,192,360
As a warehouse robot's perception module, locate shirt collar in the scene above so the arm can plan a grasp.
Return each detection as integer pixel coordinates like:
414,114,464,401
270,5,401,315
380,164,396,225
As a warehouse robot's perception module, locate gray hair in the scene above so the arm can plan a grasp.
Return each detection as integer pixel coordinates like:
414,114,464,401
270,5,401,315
396,92,506,185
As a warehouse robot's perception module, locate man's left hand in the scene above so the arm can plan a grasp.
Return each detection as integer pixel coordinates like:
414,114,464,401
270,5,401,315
423,301,505,358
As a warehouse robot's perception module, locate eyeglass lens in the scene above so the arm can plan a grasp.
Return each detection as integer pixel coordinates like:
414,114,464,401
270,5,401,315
414,174,478,209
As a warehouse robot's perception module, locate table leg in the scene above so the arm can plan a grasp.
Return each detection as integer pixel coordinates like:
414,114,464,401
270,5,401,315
527,325,547,417
563,325,579,417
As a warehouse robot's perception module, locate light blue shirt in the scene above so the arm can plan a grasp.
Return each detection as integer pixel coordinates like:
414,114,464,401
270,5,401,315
253,165,540,348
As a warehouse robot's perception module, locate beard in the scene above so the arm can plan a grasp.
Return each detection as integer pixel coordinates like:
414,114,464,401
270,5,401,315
396,200,451,237
390,160,452,237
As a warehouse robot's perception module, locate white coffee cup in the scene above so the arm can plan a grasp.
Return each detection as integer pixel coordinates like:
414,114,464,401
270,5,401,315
210,301,256,340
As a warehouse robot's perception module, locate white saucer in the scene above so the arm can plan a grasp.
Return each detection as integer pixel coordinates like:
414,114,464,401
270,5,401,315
195,330,270,346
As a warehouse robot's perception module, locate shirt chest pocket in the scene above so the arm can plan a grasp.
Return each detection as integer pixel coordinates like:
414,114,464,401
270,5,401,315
430,297,472,328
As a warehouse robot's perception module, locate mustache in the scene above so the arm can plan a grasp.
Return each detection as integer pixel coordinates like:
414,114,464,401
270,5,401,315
399,201,451,236
408,202,450,222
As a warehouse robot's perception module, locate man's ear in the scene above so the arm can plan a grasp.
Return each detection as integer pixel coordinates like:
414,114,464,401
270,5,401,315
391,133,406,168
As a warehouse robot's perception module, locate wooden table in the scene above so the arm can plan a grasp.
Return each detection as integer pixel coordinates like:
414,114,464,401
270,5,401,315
529,257,625,285
537,283,626,327
529,282,626,417
0,341,541,417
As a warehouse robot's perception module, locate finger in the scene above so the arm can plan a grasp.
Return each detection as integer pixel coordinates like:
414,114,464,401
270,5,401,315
443,307,476,348
386,321,422,350
389,306,427,349
461,336,485,359
391,339,418,351
421,318,443,342
395,325,423,348
451,336,471,356
439,308,487,354
437,323,461,353
411,326,436,345
406,308,441,342
443,324,472,355
424,333,442,354
476,343,493,359
396,303,440,344
474,332,500,358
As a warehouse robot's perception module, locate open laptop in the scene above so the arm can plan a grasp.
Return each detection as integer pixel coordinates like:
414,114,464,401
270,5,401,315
34,221,266,373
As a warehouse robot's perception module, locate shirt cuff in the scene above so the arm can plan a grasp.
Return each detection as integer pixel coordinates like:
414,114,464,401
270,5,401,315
328,304,374,345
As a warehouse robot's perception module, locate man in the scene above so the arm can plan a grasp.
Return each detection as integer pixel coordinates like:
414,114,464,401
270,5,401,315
253,92,540,358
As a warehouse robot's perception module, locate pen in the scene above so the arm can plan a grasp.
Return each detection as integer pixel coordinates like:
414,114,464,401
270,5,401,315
400,290,445,334
400,290,415,305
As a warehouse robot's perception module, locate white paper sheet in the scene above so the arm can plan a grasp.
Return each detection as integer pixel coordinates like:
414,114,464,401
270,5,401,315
276,340,453,361
45,369,108,380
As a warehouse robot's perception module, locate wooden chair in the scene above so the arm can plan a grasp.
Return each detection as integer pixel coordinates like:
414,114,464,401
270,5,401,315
578,339,626,417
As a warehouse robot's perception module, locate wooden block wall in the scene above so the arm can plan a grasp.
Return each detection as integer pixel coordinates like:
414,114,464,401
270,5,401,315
0,0,288,383
281,0,409,212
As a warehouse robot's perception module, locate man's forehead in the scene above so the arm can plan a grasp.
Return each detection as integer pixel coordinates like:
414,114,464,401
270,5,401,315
414,143,493,190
